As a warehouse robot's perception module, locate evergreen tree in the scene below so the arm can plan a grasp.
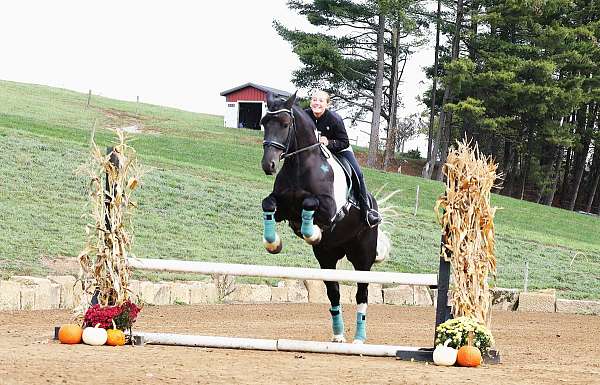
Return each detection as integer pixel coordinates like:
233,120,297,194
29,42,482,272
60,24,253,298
276,0,427,165
424,0,600,211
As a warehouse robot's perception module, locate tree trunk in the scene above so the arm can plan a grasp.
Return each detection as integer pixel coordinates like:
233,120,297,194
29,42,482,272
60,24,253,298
436,110,454,181
560,147,572,207
367,13,386,168
585,141,600,213
423,114,443,178
519,125,534,200
383,17,401,169
542,146,563,206
501,141,515,196
586,168,600,212
568,141,591,211
536,140,558,204
567,104,597,210
426,0,442,164
433,0,464,181
469,0,478,60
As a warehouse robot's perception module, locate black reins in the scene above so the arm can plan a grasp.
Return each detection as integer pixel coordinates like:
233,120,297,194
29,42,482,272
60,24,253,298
262,108,320,160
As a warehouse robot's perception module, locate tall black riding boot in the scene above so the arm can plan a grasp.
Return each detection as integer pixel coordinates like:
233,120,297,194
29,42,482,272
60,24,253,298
358,192,382,228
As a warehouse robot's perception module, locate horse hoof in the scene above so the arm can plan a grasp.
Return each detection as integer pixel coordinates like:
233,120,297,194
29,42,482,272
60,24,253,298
331,335,346,343
263,236,282,254
303,225,322,245
303,236,321,245
265,242,282,254
352,339,365,344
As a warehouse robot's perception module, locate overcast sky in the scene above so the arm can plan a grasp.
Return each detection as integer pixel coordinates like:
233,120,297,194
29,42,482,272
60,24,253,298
1,0,433,121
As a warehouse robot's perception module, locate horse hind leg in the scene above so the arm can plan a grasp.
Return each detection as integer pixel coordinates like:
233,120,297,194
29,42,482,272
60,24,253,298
346,239,377,344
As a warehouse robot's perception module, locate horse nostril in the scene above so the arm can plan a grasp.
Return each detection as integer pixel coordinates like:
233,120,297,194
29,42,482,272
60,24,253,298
270,161,276,171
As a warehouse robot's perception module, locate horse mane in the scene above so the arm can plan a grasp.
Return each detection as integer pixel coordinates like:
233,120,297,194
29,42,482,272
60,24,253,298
291,104,317,133
263,96,317,135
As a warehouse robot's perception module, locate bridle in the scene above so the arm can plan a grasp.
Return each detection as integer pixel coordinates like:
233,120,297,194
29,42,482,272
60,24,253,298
262,108,320,160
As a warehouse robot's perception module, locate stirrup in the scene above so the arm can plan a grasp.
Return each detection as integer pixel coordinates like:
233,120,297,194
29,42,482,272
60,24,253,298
366,209,382,228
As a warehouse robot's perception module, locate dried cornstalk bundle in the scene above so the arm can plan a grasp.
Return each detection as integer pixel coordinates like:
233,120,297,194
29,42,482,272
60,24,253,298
434,139,499,325
75,128,143,316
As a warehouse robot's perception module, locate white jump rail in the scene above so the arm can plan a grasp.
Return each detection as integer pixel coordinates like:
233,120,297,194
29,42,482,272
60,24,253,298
125,257,457,361
131,332,428,357
127,258,439,286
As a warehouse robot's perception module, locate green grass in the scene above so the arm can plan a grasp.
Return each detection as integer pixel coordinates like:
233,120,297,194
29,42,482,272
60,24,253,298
1,79,599,299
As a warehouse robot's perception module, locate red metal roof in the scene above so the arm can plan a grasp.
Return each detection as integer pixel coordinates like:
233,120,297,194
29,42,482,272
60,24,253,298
224,87,266,102
220,82,291,97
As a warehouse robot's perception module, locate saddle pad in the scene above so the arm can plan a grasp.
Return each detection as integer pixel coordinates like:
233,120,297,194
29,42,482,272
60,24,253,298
321,145,350,220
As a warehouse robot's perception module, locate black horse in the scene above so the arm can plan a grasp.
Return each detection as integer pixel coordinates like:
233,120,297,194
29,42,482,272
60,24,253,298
260,92,390,343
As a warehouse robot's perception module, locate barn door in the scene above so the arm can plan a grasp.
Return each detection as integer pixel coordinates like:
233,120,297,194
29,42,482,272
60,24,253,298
224,102,238,128
238,102,263,129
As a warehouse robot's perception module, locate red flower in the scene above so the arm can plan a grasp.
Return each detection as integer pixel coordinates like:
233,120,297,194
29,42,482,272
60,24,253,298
84,300,142,330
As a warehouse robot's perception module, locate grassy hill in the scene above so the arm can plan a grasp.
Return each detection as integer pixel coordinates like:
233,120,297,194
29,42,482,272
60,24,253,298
1,79,599,299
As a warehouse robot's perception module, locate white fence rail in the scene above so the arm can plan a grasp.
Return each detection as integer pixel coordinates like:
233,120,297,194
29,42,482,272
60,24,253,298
127,258,438,286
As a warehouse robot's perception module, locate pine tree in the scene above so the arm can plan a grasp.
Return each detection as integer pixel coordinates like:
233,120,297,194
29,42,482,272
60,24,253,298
276,0,427,166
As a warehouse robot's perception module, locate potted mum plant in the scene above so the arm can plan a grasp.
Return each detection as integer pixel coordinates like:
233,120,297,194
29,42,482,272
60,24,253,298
83,299,142,342
435,316,494,352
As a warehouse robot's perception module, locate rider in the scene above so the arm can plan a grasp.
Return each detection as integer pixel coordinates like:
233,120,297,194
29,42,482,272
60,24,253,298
305,90,382,228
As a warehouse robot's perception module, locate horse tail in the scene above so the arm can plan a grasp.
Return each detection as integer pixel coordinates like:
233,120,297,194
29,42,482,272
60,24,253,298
375,228,391,263
373,188,400,263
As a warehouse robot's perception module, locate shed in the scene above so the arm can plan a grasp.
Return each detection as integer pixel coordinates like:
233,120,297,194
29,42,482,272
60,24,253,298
220,83,291,130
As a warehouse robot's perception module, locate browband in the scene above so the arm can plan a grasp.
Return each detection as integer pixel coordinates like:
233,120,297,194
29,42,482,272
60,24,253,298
266,108,293,115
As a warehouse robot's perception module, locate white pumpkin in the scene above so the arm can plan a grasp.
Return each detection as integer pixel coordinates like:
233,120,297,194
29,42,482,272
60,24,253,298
433,339,458,366
82,324,108,346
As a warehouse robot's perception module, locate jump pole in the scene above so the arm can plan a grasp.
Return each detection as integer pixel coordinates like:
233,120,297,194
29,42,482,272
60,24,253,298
127,258,438,286
130,332,430,358
127,257,457,361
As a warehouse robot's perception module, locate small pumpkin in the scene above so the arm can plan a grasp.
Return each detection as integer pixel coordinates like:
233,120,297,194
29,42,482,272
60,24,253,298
58,324,83,344
433,339,457,366
456,332,482,367
82,323,108,346
106,320,126,346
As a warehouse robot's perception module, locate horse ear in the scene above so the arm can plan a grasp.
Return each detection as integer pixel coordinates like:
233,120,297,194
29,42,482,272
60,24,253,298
284,91,297,110
266,92,275,109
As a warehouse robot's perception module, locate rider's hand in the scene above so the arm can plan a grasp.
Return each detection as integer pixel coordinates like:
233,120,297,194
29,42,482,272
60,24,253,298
319,136,329,146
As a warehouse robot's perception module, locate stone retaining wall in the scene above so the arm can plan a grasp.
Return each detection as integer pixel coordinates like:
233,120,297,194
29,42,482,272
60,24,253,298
1,275,598,315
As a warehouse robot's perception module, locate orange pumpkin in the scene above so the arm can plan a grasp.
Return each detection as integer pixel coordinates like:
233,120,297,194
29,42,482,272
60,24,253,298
456,345,482,367
58,324,83,344
106,320,126,346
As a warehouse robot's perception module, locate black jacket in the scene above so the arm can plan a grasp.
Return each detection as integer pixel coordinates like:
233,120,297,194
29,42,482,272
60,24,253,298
305,108,350,153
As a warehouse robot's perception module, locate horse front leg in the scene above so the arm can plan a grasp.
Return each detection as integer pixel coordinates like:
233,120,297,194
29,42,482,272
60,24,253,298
301,196,322,245
347,240,377,344
262,195,282,254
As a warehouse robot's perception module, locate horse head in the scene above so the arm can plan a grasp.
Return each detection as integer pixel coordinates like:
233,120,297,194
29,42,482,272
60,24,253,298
260,92,297,175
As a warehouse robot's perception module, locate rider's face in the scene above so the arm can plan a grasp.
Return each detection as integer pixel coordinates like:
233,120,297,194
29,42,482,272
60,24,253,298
310,92,329,117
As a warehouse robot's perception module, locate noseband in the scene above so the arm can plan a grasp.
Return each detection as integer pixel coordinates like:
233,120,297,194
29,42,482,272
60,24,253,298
262,108,320,160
